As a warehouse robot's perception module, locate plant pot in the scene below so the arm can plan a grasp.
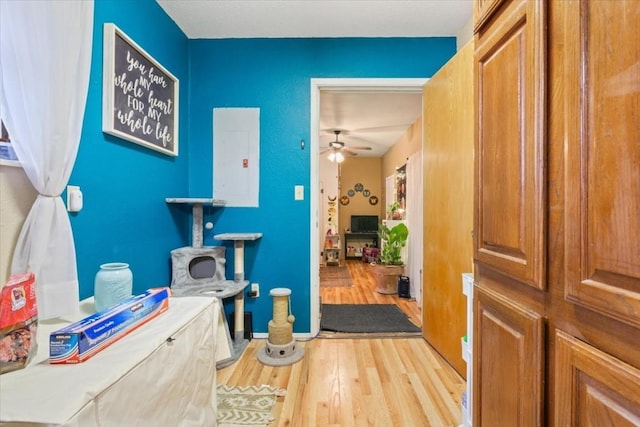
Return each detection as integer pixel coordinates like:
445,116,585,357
370,263,405,295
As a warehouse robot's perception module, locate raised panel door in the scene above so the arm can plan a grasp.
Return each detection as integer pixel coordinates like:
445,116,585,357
473,286,544,426
562,0,640,327
555,330,640,426
474,0,547,290
473,0,506,32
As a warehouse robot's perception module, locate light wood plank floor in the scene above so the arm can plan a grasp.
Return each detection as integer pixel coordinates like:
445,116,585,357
217,260,466,426
320,260,422,329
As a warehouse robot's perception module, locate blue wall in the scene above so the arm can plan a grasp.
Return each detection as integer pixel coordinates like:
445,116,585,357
70,0,190,299
69,0,456,333
188,38,456,333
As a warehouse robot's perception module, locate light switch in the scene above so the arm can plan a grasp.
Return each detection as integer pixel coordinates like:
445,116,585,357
294,185,304,200
67,185,83,212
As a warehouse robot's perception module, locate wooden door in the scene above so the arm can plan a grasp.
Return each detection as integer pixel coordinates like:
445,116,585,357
422,41,474,377
473,0,506,31
548,0,640,424
473,0,640,425
473,0,547,421
474,0,546,291
474,286,543,426
559,0,640,328
554,331,640,427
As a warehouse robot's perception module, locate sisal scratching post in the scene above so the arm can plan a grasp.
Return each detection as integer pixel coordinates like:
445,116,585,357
257,287,304,366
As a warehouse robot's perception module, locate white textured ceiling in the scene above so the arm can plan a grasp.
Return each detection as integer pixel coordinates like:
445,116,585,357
156,0,472,156
156,0,473,39
319,91,423,157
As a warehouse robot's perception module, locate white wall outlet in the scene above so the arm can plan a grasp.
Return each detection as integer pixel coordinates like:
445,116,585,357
251,283,259,298
294,185,304,200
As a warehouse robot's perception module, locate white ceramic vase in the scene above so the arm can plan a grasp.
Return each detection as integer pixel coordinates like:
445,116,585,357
94,262,133,312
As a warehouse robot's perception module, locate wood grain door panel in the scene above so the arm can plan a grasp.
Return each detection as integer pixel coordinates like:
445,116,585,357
422,42,475,378
563,0,640,327
474,0,507,33
555,329,640,426
473,286,544,426
474,0,547,290
474,0,640,424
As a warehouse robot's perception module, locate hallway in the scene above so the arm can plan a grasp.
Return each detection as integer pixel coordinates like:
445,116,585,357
219,262,464,426
320,260,422,329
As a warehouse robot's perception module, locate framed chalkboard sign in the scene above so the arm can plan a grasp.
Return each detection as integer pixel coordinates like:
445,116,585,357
102,23,179,156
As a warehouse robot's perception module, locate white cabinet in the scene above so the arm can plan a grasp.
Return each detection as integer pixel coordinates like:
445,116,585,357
461,273,473,427
324,234,340,266
0,297,218,426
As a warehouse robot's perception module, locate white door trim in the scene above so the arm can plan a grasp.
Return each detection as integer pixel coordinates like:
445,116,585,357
309,77,427,336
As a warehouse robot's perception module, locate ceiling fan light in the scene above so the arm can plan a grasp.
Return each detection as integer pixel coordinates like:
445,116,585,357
327,151,336,162
335,152,345,163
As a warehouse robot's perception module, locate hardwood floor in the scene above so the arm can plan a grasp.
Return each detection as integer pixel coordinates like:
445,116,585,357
217,261,466,426
320,260,422,329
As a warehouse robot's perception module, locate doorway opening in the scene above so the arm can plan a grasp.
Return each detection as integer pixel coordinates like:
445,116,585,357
309,78,427,336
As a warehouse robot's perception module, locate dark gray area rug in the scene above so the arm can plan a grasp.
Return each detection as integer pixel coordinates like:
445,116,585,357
320,304,421,334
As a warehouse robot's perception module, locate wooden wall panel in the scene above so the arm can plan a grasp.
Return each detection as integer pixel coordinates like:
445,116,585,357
422,41,474,377
555,330,640,426
473,0,507,33
563,0,640,327
474,286,544,426
474,0,546,290
474,0,640,424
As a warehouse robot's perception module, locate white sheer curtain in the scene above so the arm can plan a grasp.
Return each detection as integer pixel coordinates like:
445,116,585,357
405,152,423,306
0,1,94,319
385,174,394,209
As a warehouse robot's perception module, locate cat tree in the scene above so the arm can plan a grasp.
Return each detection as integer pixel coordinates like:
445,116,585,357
165,197,261,368
257,287,304,366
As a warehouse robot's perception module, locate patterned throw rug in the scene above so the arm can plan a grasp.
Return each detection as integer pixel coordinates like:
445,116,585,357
319,265,353,287
217,384,285,426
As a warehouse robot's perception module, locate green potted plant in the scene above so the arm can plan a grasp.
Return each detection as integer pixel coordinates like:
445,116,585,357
387,201,403,220
378,222,408,265
371,221,409,294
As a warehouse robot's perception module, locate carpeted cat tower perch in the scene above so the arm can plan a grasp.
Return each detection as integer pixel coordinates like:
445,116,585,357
257,287,304,366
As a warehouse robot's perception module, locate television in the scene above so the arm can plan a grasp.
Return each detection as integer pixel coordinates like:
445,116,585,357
350,215,379,233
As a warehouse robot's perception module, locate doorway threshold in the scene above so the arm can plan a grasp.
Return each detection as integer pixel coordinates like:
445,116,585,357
319,331,423,339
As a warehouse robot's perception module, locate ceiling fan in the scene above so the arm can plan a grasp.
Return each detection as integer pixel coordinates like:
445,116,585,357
320,130,372,162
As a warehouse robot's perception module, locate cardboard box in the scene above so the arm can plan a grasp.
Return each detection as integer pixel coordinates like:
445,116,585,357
0,272,37,374
49,288,170,364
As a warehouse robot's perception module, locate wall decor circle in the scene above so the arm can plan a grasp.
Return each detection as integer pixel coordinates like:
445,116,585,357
369,196,379,205
347,189,355,197
363,189,370,197
340,196,350,205
354,183,364,192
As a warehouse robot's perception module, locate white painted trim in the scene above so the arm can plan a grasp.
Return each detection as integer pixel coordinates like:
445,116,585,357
0,159,21,167
311,78,428,92
309,78,428,336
